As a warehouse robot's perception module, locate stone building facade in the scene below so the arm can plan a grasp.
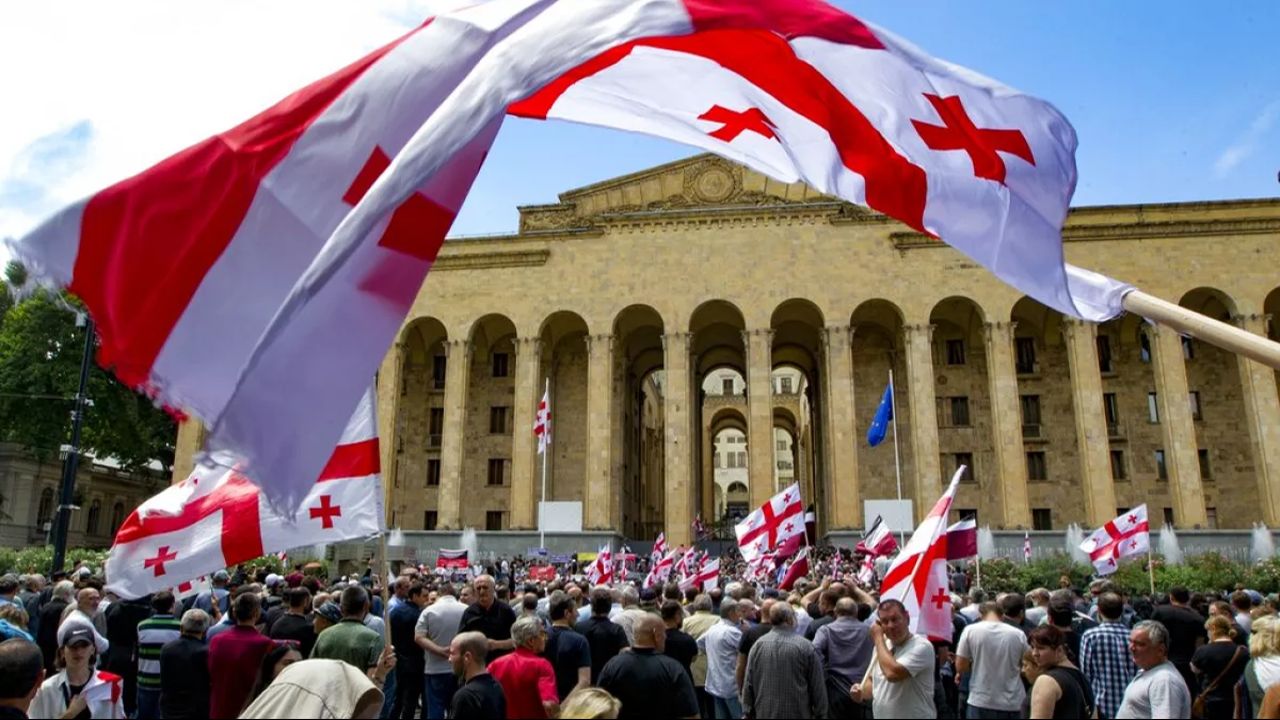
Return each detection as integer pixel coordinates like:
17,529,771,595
172,155,1280,548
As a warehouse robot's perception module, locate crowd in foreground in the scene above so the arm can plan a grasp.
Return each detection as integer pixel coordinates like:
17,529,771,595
0,560,1278,718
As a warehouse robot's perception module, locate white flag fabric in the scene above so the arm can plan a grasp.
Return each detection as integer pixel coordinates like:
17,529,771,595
534,386,551,455
586,545,613,585
104,388,383,600
734,482,804,562
643,550,677,589
10,0,1130,513
1080,504,1150,576
879,466,964,641
650,532,667,563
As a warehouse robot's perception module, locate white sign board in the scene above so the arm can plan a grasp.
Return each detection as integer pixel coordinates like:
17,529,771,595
863,499,915,535
538,501,583,533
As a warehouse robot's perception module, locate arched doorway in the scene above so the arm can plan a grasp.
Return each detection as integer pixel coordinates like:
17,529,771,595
851,300,912,510
691,300,747,530
395,317,447,529
614,304,666,539
771,299,824,525
929,297,992,522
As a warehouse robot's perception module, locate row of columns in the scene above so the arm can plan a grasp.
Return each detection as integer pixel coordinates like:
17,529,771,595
386,313,1280,540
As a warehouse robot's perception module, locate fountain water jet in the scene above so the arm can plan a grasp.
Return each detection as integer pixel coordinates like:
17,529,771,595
977,526,996,561
1065,523,1089,565
1158,524,1184,565
1251,523,1275,563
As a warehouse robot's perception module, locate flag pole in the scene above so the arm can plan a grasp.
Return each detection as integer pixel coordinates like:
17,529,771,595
1123,290,1280,370
888,367,906,548
1147,548,1156,596
539,377,549,551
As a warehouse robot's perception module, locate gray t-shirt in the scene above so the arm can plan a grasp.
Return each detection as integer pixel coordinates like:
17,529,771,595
416,596,467,675
957,620,1028,712
1116,661,1192,719
872,633,936,720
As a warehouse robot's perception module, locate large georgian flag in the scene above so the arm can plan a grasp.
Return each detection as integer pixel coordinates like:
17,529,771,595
10,0,1130,510
878,466,965,641
104,389,383,600
734,483,804,563
1080,505,1150,576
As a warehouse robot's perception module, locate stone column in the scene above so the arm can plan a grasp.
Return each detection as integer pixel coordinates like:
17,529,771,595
744,328,776,508
584,334,614,530
902,324,941,521
822,325,860,529
663,332,695,546
984,321,1031,528
1149,327,1208,526
437,339,472,529
509,337,541,529
375,342,405,527
1234,314,1280,525
1061,320,1118,527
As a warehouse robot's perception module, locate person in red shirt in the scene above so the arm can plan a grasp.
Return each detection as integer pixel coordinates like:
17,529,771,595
208,591,275,718
487,616,558,719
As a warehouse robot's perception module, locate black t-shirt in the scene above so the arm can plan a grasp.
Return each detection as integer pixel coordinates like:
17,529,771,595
1192,641,1249,712
738,623,771,658
575,616,629,684
545,625,592,701
261,603,287,635
1045,666,1093,720
450,673,507,720
458,601,517,659
1152,605,1207,664
268,613,317,659
158,636,210,720
598,648,700,720
664,628,698,680
64,682,91,720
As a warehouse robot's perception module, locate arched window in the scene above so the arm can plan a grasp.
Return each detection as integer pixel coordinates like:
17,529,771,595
86,500,101,536
37,488,54,526
110,502,126,534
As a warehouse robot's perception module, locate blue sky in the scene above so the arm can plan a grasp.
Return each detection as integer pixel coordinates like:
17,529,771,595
0,1,1275,241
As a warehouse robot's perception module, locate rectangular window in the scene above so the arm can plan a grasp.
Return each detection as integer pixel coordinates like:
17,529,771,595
1097,335,1113,373
714,453,721,469
489,406,509,434
491,352,509,378
1147,392,1160,423
954,452,974,481
1140,333,1152,363
1163,507,1175,526
946,339,966,365
950,396,971,427
432,355,447,389
722,378,734,395
486,511,505,531
776,439,787,452
427,459,441,487
1155,449,1167,481
1103,393,1120,430
1189,391,1203,421
1026,451,1047,481
1110,450,1127,480
780,376,793,394
487,458,506,486
1198,448,1212,479
429,407,444,435
954,508,978,526
423,511,438,530
1206,507,1218,529
1015,337,1037,374
1021,395,1041,437
738,451,747,468
1182,336,1195,360
777,460,793,471
1032,508,1052,531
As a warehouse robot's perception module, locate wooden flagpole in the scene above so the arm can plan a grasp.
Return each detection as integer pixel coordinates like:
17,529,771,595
1146,548,1156,596
1123,290,1280,369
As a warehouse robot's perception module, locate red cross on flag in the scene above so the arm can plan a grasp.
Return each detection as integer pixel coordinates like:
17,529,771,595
534,384,551,455
1080,505,1150,576
104,388,384,600
878,465,965,642
679,558,721,592
735,482,804,563
644,550,677,589
650,532,667,564
586,545,614,586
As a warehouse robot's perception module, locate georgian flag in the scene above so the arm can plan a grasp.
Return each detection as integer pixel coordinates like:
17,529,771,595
1080,505,1150,576
585,544,613,585
679,558,720,592
651,532,667,564
643,550,677,589
856,515,899,558
105,388,383,600
534,385,551,455
10,0,1129,512
734,483,804,563
778,547,810,591
878,466,965,641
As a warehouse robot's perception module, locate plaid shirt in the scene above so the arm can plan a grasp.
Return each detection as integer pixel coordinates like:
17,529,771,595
1079,620,1137,718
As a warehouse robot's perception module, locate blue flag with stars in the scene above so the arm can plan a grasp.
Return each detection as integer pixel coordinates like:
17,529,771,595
867,381,893,446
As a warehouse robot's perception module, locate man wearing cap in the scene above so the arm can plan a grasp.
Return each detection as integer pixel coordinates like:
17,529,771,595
260,574,287,634
194,571,230,616
29,620,123,719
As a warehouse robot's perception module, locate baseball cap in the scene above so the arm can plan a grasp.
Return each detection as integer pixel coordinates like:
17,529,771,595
315,602,343,624
62,626,95,648
265,573,283,588
213,570,230,582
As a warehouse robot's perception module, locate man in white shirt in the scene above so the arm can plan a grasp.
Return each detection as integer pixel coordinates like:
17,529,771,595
415,584,469,720
852,598,935,718
698,601,744,720
955,601,1028,719
1117,620,1192,719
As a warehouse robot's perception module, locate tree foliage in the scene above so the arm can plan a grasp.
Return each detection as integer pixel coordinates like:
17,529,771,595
0,288,175,471
970,552,1280,596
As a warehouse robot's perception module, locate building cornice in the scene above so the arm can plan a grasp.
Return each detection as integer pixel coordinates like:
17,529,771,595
889,215,1280,250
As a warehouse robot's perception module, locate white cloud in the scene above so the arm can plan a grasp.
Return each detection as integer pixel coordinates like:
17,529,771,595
0,0,454,243
1213,100,1280,179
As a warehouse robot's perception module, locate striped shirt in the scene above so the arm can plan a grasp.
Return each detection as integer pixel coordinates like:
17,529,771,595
136,614,182,689
1079,620,1137,719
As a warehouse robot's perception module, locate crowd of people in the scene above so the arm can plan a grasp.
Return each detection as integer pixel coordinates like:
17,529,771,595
0,555,1277,718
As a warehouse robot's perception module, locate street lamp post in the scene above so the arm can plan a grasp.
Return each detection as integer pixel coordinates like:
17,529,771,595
50,314,94,575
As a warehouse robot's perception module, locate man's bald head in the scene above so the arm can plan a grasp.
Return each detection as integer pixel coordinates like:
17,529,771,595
632,614,666,651
835,597,857,617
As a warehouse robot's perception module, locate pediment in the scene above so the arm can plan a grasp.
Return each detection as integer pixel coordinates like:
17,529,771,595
517,154,842,233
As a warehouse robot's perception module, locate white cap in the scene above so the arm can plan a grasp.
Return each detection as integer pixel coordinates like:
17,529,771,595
265,573,283,588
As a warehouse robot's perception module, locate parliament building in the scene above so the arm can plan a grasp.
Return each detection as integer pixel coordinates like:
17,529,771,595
175,155,1280,548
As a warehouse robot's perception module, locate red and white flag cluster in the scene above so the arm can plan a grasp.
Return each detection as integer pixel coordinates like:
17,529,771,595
735,483,804,563
534,385,551,455
778,547,810,591
1080,505,1150,576
856,515,898,558
878,466,966,641
9,0,1129,511
585,545,614,585
644,550,677,589
651,532,667,564
105,388,383,599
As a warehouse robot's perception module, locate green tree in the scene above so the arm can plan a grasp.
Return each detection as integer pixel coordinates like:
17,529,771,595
0,289,175,471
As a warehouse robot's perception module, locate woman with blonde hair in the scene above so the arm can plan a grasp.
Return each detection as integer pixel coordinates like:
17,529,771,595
1244,615,1280,717
559,687,621,719
1190,615,1247,719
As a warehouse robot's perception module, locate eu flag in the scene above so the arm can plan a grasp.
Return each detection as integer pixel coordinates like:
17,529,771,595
867,381,894,446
